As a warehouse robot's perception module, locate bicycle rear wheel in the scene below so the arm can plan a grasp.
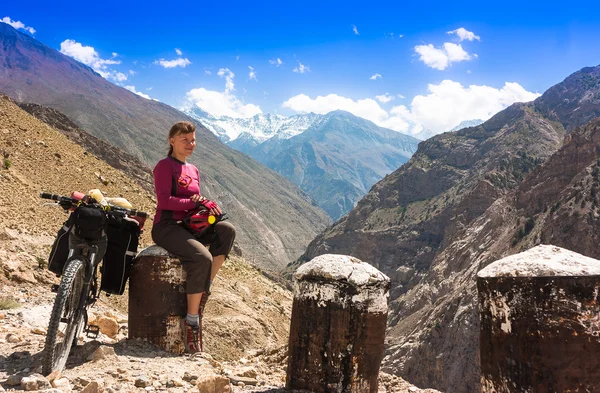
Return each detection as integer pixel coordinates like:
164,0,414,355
42,258,86,375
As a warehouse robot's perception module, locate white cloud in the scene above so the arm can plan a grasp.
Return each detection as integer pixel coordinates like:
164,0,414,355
352,25,359,35
414,42,473,70
467,70,472,74
248,66,257,81
1,16,36,34
218,68,235,92
204,69,212,76
397,94,406,99
147,87,153,91
282,80,540,136
185,68,262,118
269,58,283,66
175,48,183,55
293,62,310,73
376,93,394,103
129,69,136,75
448,27,480,42
154,57,191,68
124,85,158,101
399,34,404,38
236,55,240,61
370,73,382,80
59,39,126,82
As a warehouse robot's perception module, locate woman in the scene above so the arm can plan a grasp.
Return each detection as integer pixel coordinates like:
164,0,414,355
152,121,236,353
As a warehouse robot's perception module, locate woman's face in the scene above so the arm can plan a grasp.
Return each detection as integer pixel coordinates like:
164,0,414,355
170,131,196,158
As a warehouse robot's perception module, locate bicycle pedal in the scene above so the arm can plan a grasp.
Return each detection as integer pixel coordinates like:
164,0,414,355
51,284,59,293
86,324,100,338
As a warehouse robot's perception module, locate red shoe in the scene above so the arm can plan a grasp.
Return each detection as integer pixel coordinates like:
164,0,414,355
180,318,202,353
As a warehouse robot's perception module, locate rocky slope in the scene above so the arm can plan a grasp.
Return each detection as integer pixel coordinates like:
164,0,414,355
291,65,600,392
0,23,330,270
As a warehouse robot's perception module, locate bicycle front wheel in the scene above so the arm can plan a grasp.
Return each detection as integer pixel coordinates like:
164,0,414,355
42,258,86,375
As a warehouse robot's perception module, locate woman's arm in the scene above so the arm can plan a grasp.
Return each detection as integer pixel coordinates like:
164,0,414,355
153,161,198,211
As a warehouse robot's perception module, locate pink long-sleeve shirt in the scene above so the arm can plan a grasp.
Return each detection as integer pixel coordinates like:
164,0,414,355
153,156,200,223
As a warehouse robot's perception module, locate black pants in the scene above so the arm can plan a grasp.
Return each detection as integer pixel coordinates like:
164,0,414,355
151,220,236,294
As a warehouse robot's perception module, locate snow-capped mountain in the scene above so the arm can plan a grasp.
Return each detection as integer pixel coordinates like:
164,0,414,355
185,107,322,144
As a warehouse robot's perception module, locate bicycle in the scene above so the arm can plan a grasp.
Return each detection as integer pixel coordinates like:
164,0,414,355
39,192,148,375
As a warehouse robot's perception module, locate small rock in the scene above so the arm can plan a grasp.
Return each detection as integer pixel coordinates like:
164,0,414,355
233,366,258,378
75,377,91,387
6,333,21,343
0,312,5,319
135,377,152,388
166,378,185,388
87,345,117,361
6,374,22,386
52,378,72,390
31,327,46,335
229,376,257,386
196,375,230,393
37,140,46,147
90,315,119,338
182,372,198,382
80,381,99,393
237,382,245,387
408,387,418,392
20,373,51,391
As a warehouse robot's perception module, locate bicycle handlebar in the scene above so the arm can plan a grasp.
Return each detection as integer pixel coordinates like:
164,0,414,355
40,192,148,219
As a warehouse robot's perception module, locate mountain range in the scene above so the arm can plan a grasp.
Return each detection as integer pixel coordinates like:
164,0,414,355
0,22,330,270
187,108,420,220
290,65,600,392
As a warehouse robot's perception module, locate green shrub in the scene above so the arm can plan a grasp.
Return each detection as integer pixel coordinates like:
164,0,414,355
3,158,10,170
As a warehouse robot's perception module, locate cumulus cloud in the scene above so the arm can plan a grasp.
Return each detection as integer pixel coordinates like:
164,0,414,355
414,42,473,70
154,57,191,68
124,85,158,101
448,27,480,42
370,73,382,80
352,25,359,35
59,39,127,82
376,93,394,103
185,68,262,118
293,62,310,73
269,58,283,66
415,28,480,71
248,66,257,81
282,80,540,136
175,48,183,55
1,16,36,34
129,70,136,75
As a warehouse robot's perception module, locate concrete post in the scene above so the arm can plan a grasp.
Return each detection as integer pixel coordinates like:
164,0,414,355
286,254,390,393
478,244,600,393
128,245,187,354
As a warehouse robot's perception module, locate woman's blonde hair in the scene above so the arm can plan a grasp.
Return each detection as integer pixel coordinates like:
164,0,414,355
168,121,196,156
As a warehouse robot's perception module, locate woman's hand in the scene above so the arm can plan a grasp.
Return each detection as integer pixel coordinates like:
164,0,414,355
190,194,205,203
200,198,222,216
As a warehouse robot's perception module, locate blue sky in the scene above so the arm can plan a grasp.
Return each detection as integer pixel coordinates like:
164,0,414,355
2,0,600,135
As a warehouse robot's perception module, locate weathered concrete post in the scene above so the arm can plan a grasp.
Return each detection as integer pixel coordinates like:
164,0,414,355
128,245,186,354
286,254,390,393
478,244,600,393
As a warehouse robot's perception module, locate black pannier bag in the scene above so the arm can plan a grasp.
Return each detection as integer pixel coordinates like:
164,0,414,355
48,219,72,275
72,205,107,241
101,215,140,295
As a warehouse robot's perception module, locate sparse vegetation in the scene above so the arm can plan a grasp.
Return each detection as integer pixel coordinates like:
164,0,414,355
512,217,536,246
3,158,11,169
0,297,20,310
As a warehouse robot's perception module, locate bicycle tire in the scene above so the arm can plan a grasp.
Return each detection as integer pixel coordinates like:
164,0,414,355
42,258,86,375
